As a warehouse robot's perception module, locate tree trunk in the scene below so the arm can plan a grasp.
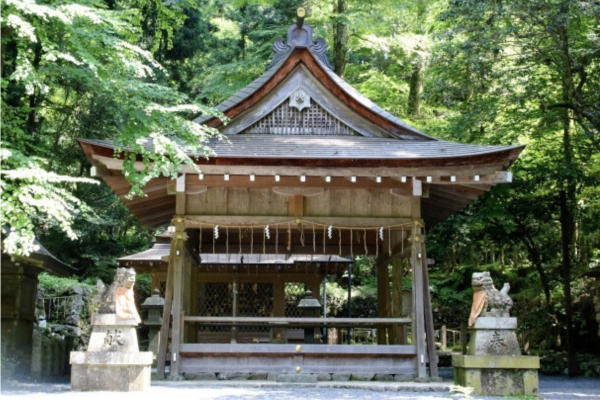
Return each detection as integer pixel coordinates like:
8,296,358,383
333,0,348,78
520,227,552,310
407,56,425,117
558,24,579,376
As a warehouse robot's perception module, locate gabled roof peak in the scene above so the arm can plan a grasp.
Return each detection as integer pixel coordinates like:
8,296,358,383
268,10,333,70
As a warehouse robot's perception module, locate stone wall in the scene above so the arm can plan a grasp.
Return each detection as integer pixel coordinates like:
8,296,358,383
30,330,72,380
1,258,41,379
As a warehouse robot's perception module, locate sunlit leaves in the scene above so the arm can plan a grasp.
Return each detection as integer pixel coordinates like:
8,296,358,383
1,0,223,256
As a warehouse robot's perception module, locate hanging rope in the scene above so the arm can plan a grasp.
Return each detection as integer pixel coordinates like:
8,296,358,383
299,220,305,247
375,228,379,258
388,227,392,257
402,228,404,254
175,218,423,259
199,225,202,253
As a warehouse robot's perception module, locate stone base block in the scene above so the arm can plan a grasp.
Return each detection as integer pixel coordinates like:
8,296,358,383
277,374,318,383
452,355,540,396
70,351,152,391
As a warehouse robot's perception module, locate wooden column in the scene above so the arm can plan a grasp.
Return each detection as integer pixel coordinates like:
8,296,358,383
155,244,175,379
410,222,427,380
421,239,439,379
377,264,390,344
183,246,196,343
391,257,404,344
169,216,186,378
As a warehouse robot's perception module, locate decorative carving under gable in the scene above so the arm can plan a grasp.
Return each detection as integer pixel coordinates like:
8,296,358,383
243,96,358,136
289,88,311,111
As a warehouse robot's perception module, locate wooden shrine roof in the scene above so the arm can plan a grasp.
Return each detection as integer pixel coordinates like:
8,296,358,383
80,136,521,165
77,19,523,230
118,242,351,267
1,230,76,277
193,48,431,141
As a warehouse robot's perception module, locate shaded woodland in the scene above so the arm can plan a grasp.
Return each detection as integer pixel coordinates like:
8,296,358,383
2,0,599,376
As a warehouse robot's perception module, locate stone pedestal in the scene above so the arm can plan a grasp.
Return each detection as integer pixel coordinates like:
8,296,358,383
452,317,540,396
70,352,152,391
71,314,152,391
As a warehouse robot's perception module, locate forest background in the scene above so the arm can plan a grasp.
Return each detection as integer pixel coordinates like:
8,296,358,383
2,0,599,377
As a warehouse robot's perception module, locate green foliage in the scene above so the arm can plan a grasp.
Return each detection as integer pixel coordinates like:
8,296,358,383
1,0,223,257
37,272,97,297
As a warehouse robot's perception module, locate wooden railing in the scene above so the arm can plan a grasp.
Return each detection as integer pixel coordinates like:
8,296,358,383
184,316,412,327
179,317,419,375
185,316,412,345
437,324,468,353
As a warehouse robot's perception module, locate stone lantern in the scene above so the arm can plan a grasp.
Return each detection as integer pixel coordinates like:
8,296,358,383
297,290,321,344
141,288,165,366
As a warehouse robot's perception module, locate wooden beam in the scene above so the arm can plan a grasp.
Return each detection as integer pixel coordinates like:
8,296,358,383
290,195,304,217
423,171,512,185
184,175,414,190
90,164,111,178
272,187,324,197
130,202,176,219
126,196,176,213
207,243,376,255
93,154,509,180
184,316,411,324
184,215,414,228
432,185,480,201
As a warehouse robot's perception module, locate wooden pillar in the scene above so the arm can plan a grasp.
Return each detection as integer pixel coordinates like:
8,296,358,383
421,239,439,379
169,216,186,378
410,222,427,380
155,245,175,379
377,264,390,344
183,246,196,343
391,257,404,344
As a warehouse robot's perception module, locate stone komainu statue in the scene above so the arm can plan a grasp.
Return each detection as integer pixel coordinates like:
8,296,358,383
96,267,141,324
468,271,513,327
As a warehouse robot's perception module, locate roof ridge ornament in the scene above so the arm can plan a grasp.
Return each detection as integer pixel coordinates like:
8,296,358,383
268,8,333,70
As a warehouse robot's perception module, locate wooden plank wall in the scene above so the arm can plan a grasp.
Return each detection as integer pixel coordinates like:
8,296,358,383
186,187,415,218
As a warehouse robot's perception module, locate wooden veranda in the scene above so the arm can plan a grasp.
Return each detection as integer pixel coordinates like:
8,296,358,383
80,13,522,381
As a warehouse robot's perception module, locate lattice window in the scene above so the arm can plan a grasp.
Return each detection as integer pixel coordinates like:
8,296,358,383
198,282,233,332
238,283,273,332
285,282,307,318
243,99,359,136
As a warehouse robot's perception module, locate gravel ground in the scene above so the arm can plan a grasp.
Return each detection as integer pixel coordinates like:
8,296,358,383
2,369,598,400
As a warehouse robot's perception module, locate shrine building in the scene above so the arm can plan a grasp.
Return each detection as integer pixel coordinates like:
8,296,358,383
79,13,523,381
